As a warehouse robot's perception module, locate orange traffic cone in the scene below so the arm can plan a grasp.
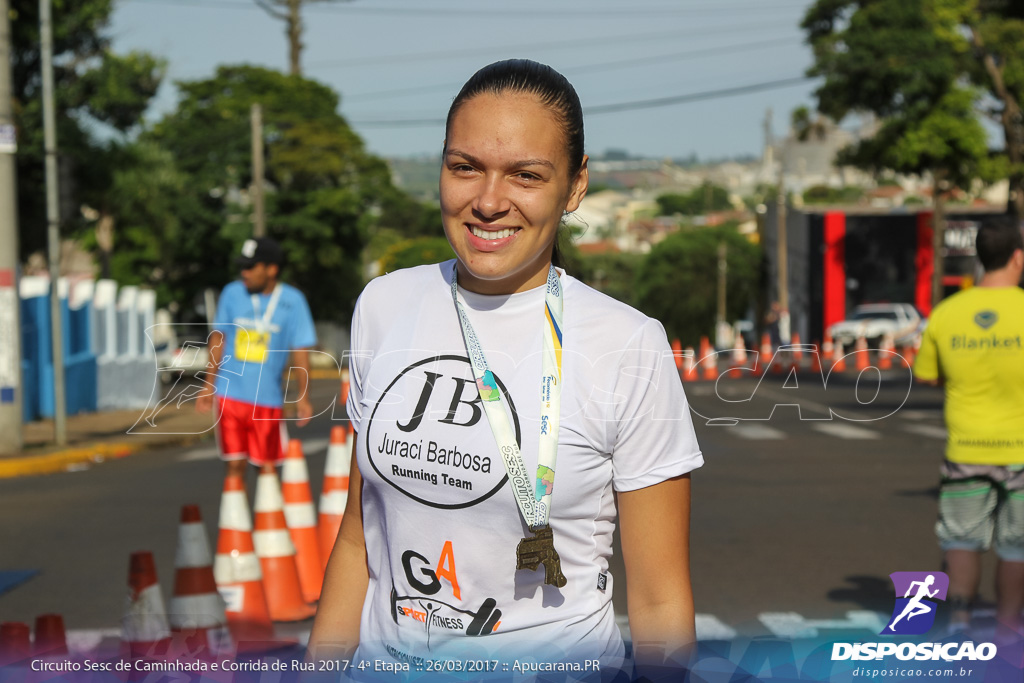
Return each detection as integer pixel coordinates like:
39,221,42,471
682,347,698,382
699,336,717,380
282,441,323,603
877,333,893,371
319,425,351,569
214,474,276,645
832,341,847,373
340,368,351,408
822,330,835,362
757,333,772,375
729,334,747,378
122,551,172,658
671,339,683,371
253,465,316,622
169,505,232,656
0,622,30,665
810,340,822,373
790,333,803,372
901,343,916,368
855,335,870,371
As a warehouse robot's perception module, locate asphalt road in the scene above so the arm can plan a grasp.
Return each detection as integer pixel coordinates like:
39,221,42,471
0,371,984,642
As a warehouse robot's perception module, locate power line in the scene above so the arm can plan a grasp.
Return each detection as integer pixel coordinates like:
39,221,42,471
126,0,811,18
348,76,815,127
308,20,799,70
342,35,802,102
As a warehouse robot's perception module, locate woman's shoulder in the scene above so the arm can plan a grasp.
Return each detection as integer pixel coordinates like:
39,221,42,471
564,274,667,349
357,261,453,308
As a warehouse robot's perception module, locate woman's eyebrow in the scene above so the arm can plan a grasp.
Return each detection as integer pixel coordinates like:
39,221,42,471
446,148,555,170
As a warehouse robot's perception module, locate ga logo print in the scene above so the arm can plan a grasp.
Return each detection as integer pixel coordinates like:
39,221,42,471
882,571,949,636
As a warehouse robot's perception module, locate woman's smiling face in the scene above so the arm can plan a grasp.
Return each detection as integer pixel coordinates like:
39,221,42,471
441,91,588,295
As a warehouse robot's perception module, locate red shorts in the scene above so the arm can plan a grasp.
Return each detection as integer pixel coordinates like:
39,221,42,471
216,396,288,466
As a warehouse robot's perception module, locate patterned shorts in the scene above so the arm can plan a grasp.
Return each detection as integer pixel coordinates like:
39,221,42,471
936,460,1024,561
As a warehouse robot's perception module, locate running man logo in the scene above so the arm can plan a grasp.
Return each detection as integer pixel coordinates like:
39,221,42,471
882,571,949,636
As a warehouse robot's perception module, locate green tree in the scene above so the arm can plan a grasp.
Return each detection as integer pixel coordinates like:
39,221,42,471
149,65,412,321
802,0,994,305
379,237,455,273
10,0,164,261
574,251,644,307
635,224,761,345
656,182,731,216
803,0,1024,217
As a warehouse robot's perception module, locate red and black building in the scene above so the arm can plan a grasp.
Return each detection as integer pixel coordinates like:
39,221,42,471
761,205,1005,344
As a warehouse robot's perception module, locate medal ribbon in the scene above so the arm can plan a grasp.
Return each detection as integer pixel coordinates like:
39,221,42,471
250,284,282,333
450,265,563,531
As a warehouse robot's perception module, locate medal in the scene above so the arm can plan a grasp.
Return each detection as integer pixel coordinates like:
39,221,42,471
451,265,566,588
516,526,567,588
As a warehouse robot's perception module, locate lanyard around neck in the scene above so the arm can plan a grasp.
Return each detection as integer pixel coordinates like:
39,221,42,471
450,265,563,531
250,284,282,333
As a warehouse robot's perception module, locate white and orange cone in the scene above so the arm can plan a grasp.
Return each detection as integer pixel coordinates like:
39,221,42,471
790,332,803,372
682,347,698,382
253,465,316,622
855,334,870,371
169,505,232,656
832,341,847,373
214,474,275,645
319,425,351,569
122,551,172,658
728,334,747,378
878,333,894,371
810,340,823,373
281,441,323,603
671,339,684,371
340,368,351,408
822,330,835,362
757,333,773,375
699,336,717,380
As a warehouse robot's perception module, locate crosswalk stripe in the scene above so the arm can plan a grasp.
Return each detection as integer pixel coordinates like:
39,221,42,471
696,614,739,640
810,422,881,440
902,424,947,439
727,423,787,440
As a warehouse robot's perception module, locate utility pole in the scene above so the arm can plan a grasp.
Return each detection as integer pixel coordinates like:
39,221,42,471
776,167,790,344
0,0,24,453
251,103,266,237
716,241,728,349
40,0,66,445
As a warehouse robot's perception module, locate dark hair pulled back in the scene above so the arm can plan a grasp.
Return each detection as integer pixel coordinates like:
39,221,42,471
446,59,586,268
447,59,585,175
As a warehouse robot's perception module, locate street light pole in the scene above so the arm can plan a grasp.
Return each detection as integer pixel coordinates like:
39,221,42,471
251,103,265,237
0,0,24,453
776,171,791,344
40,0,66,445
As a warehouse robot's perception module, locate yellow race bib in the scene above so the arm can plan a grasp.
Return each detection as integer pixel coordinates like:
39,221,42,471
235,327,271,363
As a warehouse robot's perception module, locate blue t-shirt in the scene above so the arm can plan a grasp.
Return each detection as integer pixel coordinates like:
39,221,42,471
213,281,317,408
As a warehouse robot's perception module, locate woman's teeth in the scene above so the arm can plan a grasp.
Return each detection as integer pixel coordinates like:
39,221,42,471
471,227,516,240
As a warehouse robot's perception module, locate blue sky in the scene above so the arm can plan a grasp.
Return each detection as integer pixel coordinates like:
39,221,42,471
110,0,821,161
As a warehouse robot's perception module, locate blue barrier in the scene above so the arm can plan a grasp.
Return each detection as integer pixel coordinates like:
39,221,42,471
20,291,98,420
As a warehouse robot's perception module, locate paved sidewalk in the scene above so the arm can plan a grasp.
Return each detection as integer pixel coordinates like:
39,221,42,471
0,403,215,479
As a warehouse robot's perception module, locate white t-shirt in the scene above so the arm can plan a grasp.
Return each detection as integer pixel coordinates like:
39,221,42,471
347,261,703,670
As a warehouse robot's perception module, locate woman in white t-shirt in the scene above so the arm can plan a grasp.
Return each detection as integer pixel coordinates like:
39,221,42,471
309,59,703,678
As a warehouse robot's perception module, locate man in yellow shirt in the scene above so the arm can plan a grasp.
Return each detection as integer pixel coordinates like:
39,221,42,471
914,216,1024,638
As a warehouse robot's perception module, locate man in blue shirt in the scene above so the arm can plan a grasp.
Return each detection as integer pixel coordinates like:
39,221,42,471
197,237,317,479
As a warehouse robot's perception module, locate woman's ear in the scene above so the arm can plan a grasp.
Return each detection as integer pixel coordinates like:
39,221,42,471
565,155,589,213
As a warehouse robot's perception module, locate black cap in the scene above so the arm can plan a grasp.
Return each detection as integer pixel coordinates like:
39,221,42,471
236,237,284,268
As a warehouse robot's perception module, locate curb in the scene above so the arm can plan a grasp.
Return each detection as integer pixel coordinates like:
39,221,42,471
0,435,208,480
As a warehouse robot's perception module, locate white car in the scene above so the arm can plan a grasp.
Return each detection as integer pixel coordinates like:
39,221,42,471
828,303,923,348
